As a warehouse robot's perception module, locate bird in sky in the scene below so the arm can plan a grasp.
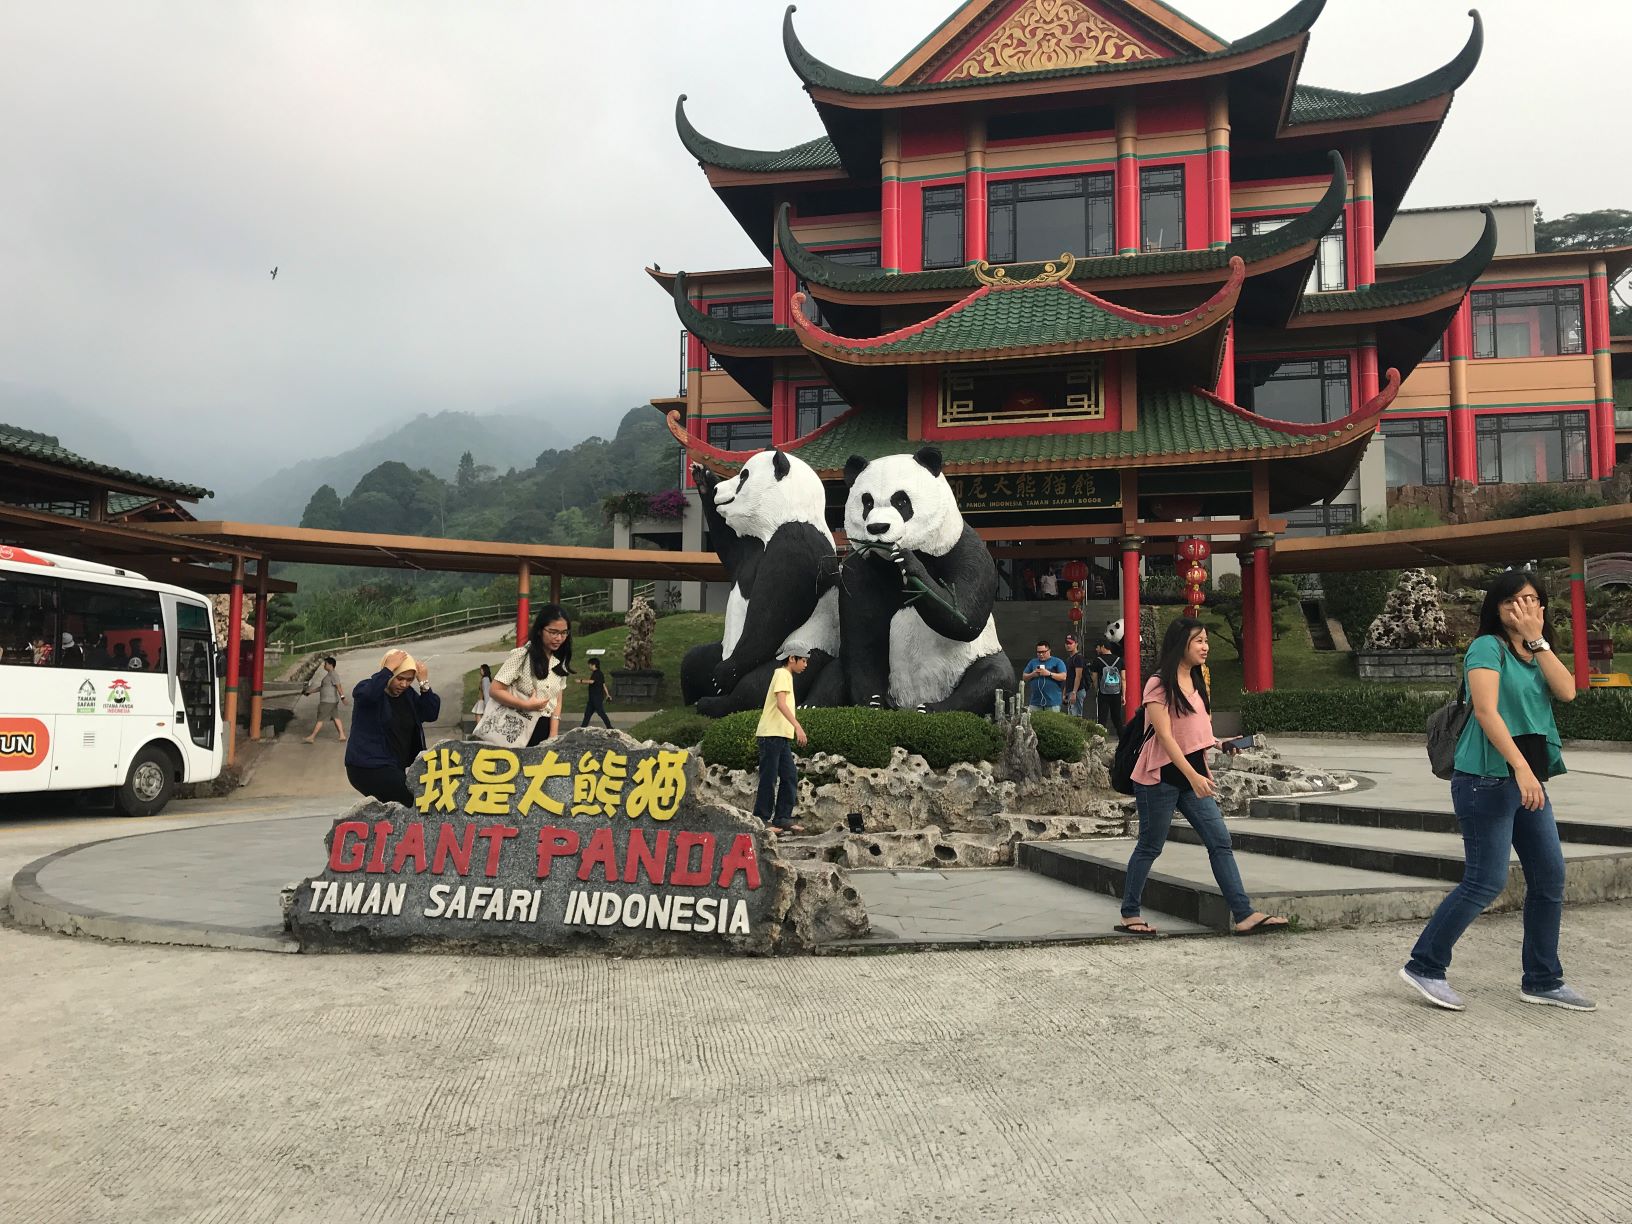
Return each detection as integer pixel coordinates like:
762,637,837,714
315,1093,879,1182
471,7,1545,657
270,267,278,280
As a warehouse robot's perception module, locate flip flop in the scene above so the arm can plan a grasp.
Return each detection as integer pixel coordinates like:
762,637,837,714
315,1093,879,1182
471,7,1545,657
1234,914,1291,935
1114,920,1158,936
768,820,806,835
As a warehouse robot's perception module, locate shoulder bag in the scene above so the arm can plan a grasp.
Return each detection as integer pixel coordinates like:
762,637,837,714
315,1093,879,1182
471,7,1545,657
1426,645,1502,780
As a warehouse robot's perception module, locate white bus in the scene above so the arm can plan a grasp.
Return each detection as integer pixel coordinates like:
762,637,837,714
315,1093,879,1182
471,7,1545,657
0,545,224,815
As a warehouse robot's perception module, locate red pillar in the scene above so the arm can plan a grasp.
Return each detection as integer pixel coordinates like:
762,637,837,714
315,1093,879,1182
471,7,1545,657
1206,86,1231,250
1589,261,1616,478
964,117,987,264
881,118,902,272
1115,103,1139,255
1250,536,1274,692
1446,297,1476,481
1120,538,1143,721
517,560,531,644
250,560,268,741
1239,552,1258,686
1353,141,1376,288
1216,322,1236,401
224,556,244,766
1570,533,1591,692
1356,335,1380,407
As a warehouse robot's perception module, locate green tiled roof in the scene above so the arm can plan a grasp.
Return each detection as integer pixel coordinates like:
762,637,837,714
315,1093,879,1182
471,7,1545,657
1296,206,1495,316
671,273,800,350
1288,14,1481,125
0,422,212,499
778,152,1345,295
780,385,1349,473
783,0,1323,97
674,96,842,175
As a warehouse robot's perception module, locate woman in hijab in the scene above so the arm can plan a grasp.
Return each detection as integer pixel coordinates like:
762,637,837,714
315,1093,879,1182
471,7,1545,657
344,648,441,805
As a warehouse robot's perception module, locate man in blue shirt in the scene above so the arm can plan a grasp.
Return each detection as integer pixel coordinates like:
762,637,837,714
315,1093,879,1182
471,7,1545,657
1022,639,1067,712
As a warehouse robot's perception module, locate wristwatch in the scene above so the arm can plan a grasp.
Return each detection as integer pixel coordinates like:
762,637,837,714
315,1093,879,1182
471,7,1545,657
1524,638,1551,653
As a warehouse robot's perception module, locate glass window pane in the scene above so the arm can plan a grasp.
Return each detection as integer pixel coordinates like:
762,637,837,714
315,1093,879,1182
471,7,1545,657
987,204,1015,263
1014,195,1085,261
1384,433,1424,487
1559,301,1585,354
707,420,772,451
1086,193,1114,257
61,582,167,672
1318,227,1346,291
923,186,964,269
1424,431,1448,485
1140,166,1184,252
0,576,58,667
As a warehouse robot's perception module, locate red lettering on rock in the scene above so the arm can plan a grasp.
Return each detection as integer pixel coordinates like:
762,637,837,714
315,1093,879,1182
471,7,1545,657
329,821,369,872
535,826,581,878
391,823,428,874
577,828,619,883
431,823,477,875
671,831,716,887
715,833,761,890
365,820,393,873
476,825,519,878
623,828,670,885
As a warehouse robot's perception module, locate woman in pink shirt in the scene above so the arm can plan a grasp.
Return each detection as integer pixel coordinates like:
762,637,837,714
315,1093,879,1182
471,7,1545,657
1116,617,1289,936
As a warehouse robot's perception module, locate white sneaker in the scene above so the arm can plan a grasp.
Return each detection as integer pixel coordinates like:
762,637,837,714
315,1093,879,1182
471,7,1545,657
1520,985,1597,1011
1399,967,1465,1011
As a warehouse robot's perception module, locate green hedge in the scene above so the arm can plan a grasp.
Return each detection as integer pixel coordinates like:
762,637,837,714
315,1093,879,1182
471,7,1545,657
1243,686,1632,741
1030,710,1098,763
698,708,1006,771
628,708,713,748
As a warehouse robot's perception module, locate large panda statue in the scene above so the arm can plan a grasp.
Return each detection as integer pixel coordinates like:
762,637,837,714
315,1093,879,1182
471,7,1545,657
681,451,845,716
839,446,1013,713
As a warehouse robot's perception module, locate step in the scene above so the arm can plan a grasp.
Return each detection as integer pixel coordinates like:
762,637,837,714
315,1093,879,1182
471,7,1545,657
1017,839,1453,931
1167,819,1632,907
1249,797,1632,848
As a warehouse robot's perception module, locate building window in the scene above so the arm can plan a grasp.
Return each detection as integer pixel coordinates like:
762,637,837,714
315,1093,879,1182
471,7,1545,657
1283,501,1359,538
1382,418,1449,487
799,247,880,329
1236,357,1350,425
795,385,849,436
987,173,1113,263
938,362,1103,428
1140,166,1185,252
922,185,965,270
1471,286,1586,358
704,299,773,370
1475,411,1591,484
1232,216,1346,292
706,419,773,451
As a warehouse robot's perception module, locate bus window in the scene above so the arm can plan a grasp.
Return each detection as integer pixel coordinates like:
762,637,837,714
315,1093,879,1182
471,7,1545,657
0,575,58,667
61,583,168,674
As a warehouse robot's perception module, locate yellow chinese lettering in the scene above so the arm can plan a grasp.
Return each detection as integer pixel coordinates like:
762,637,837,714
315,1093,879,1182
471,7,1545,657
466,748,521,816
626,750,689,821
415,748,464,814
517,750,570,817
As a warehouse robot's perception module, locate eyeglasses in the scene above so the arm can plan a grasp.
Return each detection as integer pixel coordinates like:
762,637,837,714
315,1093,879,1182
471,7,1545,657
542,627,569,638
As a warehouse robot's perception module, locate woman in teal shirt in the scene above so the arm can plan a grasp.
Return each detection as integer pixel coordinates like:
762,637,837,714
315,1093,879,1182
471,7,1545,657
1400,571,1594,1012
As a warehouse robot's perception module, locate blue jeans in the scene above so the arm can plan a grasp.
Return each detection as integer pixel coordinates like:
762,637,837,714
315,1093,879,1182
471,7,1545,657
1406,773,1566,993
1066,691,1087,718
1124,780,1254,923
754,736,798,824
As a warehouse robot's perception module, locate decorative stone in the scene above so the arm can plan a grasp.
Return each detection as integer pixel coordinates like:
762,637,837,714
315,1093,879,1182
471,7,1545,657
1364,568,1452,650
286,728,867,955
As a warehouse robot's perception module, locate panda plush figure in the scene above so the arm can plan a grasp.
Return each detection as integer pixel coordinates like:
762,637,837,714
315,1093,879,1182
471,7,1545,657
1104,618,1125,645
839,446,1013,713
681,451,844,716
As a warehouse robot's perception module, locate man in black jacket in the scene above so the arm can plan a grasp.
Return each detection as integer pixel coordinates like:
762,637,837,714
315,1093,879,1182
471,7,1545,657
343,649,441,805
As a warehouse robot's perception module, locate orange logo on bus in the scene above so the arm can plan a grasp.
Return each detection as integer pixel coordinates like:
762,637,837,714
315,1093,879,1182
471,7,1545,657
0,545,53,566
0,718,50,771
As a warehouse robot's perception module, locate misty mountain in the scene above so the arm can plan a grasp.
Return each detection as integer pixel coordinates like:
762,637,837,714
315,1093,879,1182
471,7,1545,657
0,383,193,490
211,409,578,523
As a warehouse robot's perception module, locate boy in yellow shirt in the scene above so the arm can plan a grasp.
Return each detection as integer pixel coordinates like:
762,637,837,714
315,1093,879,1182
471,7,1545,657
754,643,810,833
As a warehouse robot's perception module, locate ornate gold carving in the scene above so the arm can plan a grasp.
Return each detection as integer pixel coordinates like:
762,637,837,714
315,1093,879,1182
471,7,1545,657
945,0,1155,80
973,252,1076,287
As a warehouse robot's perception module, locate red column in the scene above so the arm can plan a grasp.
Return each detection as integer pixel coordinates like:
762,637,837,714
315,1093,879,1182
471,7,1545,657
1590,261,1616,478
1570,534,1591,692
1120,538,1143,721
224,556,244,766
1206,86,1231,250
1356,335,1380,407
250,560,269,740
1239,552,1258,686
1446,297,1476,482
517,561,531,644
1115,103,1139,255
1216,322,1236,401
964,117,987,264
1251,537,1275,692
881,119,902,272
1353,141,1376,288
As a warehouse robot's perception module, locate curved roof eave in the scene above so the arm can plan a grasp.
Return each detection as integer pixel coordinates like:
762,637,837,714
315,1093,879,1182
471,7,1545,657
1292,206,1497,323
1286,10,1482,129
673,94,842,176
670,271,801,354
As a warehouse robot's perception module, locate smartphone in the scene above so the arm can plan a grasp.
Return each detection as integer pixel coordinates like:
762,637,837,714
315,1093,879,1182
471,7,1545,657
1221,734,1257,752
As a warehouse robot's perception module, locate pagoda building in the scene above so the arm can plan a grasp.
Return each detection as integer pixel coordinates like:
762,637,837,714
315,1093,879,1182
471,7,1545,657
649,0,1502,700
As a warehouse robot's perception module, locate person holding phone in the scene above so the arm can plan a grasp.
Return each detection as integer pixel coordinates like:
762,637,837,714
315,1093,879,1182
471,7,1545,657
1399,572,1591,1012
1115,617,1288,937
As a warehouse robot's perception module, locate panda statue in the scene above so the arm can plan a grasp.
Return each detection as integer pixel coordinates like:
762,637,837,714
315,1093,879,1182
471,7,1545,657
839,446,1013,714
681,451,845,717
1104,618,1125,646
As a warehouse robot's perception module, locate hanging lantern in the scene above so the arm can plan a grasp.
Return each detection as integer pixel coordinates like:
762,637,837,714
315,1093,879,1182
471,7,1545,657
1185,583,1207,606
1067,584,1085,605
1061,560,1088,584
1184,562,1209,587
1178,537,1212,565
1068,605,1083,623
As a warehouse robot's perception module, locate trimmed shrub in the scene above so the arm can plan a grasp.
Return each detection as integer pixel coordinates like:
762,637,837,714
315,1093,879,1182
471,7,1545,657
1030,710,1093,762
1243,687,1632,741
698,707,1005,771
628,708,712,748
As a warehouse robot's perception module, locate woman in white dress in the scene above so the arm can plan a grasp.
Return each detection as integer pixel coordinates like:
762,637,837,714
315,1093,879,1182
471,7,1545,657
489,605,571,745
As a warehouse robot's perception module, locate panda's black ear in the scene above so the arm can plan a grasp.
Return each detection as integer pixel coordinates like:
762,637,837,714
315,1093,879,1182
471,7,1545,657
844,454,870,487
770,449,791,481
913,446,944,478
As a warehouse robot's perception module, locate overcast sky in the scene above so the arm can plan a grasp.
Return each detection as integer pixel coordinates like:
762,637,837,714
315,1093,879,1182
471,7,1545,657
2,0,1627,486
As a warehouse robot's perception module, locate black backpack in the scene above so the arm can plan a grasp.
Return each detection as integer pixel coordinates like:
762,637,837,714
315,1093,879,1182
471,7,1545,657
1109,707,1153,796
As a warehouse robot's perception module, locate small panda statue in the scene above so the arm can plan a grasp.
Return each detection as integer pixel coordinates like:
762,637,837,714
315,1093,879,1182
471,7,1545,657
1104,618,1125,645
839,446,1013,713
681,451,844,716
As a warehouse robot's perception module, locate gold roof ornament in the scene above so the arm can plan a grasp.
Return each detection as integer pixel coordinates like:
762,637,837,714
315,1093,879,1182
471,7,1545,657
973,252,1077,287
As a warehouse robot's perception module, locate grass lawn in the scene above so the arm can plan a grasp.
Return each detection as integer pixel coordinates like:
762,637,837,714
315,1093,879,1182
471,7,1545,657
459,613,727,720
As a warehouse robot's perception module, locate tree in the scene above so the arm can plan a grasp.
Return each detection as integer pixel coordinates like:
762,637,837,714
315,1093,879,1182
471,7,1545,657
300,484,342,530
456,450,477,493
1535,208,1632,314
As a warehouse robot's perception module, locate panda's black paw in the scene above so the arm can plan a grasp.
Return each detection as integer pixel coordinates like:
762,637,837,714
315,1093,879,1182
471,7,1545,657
711,660,740,694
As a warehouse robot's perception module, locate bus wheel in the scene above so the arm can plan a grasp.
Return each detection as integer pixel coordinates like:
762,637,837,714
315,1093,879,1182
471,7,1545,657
115,746,176,817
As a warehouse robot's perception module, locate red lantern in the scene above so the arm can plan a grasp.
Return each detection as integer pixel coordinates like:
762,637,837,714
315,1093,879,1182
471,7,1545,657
1061,560,1088,584
1178,537,1212,564
1185,583,1207,606
1067,584,1085,605
1068,605,1083,623
1184,562,1209,587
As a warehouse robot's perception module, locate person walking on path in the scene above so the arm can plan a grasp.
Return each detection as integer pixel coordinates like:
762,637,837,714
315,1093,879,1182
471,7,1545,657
578,657,613,729
1023,640,1067,712
1116,617,1288,937
302,656,347,743
344,649,440,806
1399,572,1593,1012
471,663,493,720
489,605,572,746
754,643,810,834
1089,636,1125,736
1063,634,1087,718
